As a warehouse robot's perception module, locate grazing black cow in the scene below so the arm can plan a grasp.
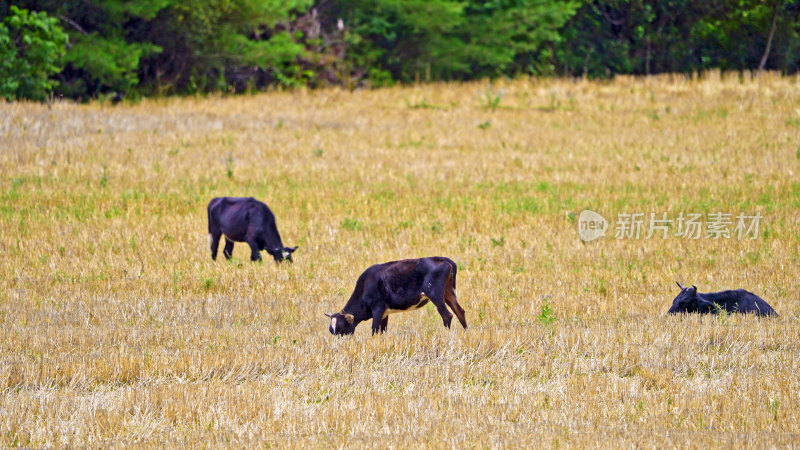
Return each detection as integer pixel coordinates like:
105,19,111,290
668,282,777,316
325,257,467,335
207,197,297,262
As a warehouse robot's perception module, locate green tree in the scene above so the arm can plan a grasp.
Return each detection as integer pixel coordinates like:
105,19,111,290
330,0,465,84
63,35,161,97
690,0,800,72
555,0,800,77
0,6,68,101
460,0,581,77
140,0,313,93
326,0,579,85
8,0,168,98
7,0,311,97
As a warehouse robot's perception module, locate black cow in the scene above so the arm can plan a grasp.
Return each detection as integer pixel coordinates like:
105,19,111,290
207,197,297,262
325,257,467,335
668,282,777,316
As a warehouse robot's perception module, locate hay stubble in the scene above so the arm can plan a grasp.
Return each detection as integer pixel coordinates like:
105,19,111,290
1,73,799,446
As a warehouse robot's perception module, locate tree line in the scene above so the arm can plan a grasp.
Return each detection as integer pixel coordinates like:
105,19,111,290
2,0,798,102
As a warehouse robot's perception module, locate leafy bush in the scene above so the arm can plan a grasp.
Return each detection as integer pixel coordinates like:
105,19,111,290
538,298,557,326
63,35,161,96
0,6,68,101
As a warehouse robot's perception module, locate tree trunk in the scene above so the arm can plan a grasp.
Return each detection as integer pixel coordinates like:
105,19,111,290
758,3,780,72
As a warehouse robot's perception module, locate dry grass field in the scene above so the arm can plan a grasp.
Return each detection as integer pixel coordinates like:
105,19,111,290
1,72,799,447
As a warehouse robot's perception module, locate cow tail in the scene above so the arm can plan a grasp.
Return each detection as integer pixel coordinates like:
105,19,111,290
452,260,457,291
447,257,457,292
207,198,220,234
207,202,214,234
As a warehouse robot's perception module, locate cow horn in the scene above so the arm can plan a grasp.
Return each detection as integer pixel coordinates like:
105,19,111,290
324,313,333,318
676,281,685,289
691,285,697,290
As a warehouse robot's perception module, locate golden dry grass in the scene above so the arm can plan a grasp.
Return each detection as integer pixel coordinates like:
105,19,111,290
1,71,799,447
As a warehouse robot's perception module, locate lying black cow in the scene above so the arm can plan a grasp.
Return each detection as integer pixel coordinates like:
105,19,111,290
326,257,467,335
207,197,297,262
668,282,777,316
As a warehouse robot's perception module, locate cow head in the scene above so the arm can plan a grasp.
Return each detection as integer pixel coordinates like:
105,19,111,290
325,312,356,335
668,282,715,314
268,246,298,263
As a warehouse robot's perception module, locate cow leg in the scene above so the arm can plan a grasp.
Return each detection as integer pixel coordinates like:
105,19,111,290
380,317,389,333
371,307,387,334
427,282,453,329
209,232,222,260
444,276,467,329
247,240,262,262
223,239,235,260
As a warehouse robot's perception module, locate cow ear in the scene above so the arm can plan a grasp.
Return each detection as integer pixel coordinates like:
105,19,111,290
697,297,715,310
324,313,333,318
344,314,355,324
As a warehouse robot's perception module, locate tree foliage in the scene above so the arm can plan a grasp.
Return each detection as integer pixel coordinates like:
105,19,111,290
139,0,313,93
554,0,800,77
326,0,579,84
1,0,799,101
0,6,67,101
